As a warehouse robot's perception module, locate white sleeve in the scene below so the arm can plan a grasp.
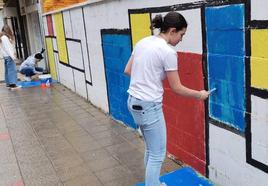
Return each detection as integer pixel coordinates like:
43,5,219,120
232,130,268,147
163,51,178,71
1,36,16,60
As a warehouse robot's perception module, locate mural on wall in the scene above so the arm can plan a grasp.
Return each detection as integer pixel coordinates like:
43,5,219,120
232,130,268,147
42,0,268,184
206,4,246,132
43,8,92,99
43,0,86,13
127,7,207,174
101,29,136,128
247,0,268,174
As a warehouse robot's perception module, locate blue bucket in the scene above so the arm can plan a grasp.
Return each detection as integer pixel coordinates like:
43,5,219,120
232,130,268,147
39,74,52,87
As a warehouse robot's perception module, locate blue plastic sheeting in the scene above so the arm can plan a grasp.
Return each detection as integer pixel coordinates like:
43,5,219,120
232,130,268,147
102,33,136,128
136,167,214,186
205,4,246,132
17,80,57,88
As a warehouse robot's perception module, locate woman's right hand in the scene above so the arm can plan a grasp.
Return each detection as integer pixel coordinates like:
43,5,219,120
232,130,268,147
199,90,209,100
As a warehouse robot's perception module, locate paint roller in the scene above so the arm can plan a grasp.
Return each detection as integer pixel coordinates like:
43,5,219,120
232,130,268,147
209,88,217,94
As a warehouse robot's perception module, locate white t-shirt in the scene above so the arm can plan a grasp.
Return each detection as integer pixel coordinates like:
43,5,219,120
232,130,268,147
0,35,16,60
19,55,36,71
128,36,178,102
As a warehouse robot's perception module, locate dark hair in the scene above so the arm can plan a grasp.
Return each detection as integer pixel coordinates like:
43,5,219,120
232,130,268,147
1,24,14,40
151,12,187,33
35,53,43,60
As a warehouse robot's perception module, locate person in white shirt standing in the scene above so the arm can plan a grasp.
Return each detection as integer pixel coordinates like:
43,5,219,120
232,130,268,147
0,25,20,90
124,12,209,186
19,51,44,81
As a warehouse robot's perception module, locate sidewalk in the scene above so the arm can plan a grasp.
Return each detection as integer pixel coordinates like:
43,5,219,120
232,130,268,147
0,83,180,186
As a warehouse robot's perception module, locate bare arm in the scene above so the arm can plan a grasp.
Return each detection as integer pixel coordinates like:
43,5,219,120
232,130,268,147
166,71,209,100
124,56,134,76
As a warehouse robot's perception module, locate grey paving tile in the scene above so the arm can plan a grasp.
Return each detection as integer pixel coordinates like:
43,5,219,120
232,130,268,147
23,175,62,186
128,137,145,151
86,125,113,135
63,129,90,140
128,163,145,181
75,116,100,127
55,120,84,134
0,139,18,164
19,159,56,179
89,130,118,140
112,149,144,168
55,163,92,182
110,124,130,135
40,135,72,152
95,165,132,183
87,156,120,172
35,128,61,138
32,122,58,134
120,130,140,141
46,148,78,162
81,148,112,162
50,154,84,170
0,124,8,133
105,142,138,156
103,176,139,186
0,162,23,186
63,173,103,186
14,144,47,164
70,139,101,153
96,135,125,147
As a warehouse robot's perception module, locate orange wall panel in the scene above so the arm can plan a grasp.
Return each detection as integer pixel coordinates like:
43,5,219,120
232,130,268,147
43,0,86,13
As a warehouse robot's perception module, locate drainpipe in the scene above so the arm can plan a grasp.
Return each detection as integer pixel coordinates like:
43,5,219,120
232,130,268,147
16,0,28,59
36,0,48,72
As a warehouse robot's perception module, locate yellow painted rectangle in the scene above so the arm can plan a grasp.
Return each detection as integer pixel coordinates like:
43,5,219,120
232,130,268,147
45,38,58,80
251,57,268,90
251,29,268,58
130,13,152,47
54,13,68,64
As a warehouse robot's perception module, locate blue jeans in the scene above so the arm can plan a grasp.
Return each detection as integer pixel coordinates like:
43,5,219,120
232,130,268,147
4,57,17,85
128,95,166,186
20,67,43,77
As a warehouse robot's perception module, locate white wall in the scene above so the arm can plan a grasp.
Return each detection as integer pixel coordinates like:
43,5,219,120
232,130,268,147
209,124,268,186
251,0,268,20
0,10,4,29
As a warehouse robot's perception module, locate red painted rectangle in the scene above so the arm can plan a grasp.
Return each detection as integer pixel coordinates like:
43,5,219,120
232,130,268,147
46,15,54,36
163,52,206,175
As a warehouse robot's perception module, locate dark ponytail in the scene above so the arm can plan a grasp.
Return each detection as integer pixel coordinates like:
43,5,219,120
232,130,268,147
151,14,163,30
151,12,187,33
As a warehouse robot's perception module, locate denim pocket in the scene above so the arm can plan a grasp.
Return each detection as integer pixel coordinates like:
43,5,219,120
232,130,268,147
130,109,145,126
128,95,162,126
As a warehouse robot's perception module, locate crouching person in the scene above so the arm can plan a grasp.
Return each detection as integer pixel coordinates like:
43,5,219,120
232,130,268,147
20,52,44,81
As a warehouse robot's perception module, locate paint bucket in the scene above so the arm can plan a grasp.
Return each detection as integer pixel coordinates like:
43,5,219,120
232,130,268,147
39,74,52,88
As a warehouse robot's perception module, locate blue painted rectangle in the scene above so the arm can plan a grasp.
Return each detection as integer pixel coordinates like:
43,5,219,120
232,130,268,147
102,33,136,128
206,4,244,30
136,167,214,186
209,102,245,131
209,78,245,111
208,54,245,83
206,30,245,56
206,5,246,132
